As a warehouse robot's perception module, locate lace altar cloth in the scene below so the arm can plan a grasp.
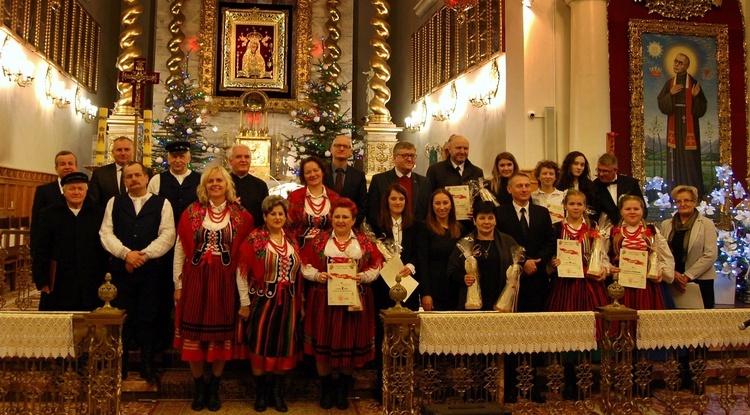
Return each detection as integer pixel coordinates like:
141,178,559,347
637,309,750,349
0,312,75,358
418,311,597,355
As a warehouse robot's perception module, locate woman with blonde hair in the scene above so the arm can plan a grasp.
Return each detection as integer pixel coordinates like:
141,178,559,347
174,165,255,412
488,152,519,205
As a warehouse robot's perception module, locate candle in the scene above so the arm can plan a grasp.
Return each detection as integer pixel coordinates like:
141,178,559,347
96,107,108,165
143,109,153,167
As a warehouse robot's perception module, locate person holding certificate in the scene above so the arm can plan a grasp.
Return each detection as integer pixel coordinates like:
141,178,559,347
300,198,384,410
447,199,518,311
237,195,303,413
416,189,466,311
609,195,675,310
531,160,565,223
287,156,340,247
546,190,609,331
487,152,519,205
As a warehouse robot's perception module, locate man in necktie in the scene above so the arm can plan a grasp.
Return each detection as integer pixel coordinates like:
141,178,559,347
89,136,135,207
593,153,644,225
325,134,367,224
425,134,484,192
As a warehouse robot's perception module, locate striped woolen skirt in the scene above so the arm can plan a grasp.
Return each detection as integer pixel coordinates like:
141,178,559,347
247,287,301,371
546,275,609,341
303,283,375,368
174,260,247,362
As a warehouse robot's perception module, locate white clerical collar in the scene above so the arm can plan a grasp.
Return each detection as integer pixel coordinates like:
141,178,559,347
394,169,411,179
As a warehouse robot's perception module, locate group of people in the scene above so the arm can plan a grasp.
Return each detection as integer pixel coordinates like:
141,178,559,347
29,131,719,409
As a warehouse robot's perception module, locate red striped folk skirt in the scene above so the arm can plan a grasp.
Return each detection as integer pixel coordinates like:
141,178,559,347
622,280,666,311
247,287,301,372
174,259,247,362
546,275,609,340
303,283,375,368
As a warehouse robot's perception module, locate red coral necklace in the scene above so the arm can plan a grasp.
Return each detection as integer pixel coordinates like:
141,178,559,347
208,204,230,223
306,195,327,216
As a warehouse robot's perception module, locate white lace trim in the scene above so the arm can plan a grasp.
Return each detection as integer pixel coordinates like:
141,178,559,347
637,309,750,349
0,313,75,358
418,311,597,355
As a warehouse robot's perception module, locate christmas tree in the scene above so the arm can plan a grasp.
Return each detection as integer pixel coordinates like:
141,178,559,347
152,61,221,173
285,61,360,175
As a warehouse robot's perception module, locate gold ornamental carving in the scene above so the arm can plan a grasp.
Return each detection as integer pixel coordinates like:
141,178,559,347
166,0,187,90
198,0,312,113
368,0,393,124
628,19,731,184
115,0,144,114
633,0,722,20
324,0,342,83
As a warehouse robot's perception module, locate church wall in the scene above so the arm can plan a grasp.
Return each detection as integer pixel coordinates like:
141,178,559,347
0,0,121,173
152,0,354,176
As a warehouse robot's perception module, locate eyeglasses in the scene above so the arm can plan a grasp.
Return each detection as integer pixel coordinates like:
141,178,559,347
595,167,616,174
332,144,352,149
674,199,695,205
397,153,417,160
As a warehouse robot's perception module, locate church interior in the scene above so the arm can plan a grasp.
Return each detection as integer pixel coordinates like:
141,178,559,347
3,0,750,414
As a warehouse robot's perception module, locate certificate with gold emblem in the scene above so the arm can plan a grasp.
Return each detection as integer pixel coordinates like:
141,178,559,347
557,239,584,278
548,204,565,224
327,262,358,306
445,185,471,220
618,248,648,289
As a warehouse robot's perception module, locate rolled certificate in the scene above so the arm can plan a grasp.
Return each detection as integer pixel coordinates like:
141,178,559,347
457,236,482,309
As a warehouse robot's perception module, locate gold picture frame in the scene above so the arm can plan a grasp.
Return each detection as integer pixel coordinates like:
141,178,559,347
199,0,312,113
628,19,731,189
221,8,287,91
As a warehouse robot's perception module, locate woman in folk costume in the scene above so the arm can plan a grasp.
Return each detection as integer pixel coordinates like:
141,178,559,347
300,198,384,410
238,195,303,413
609,195,675,310
547,189,609,335
286,156,340,247
173,166,254,412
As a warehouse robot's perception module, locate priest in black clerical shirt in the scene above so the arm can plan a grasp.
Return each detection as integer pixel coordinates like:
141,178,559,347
227,144,268,228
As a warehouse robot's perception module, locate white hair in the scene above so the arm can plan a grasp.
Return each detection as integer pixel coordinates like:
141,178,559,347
227,143,250,159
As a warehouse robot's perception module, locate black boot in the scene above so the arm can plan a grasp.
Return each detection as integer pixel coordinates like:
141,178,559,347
270,374,288,412
206,375,222,412
191,376,206,411
319,375,333,409
139,346,158,384
336,374,351,410
254,375,267,412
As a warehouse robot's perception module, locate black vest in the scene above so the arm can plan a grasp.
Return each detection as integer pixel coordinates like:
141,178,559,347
111,194,167,272
158,170,200,225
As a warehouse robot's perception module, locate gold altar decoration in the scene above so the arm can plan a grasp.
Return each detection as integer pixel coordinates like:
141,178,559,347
238,90,269,137
324,0,342,83
166,0,187,90
95,273,121,314
199,0,312,113
633,0,722,20
115,0,144,115
627,19,731,184
411,0,502,103
367,0,393,124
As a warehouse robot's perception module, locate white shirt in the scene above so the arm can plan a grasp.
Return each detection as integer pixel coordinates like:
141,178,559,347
451,161,465,176
394,169,412,179
147,169,192,194
304,187,331,217
531,188,565,209
116,165,124,193
235,230,291,306
301,230,381,284
390,216,416,275
99,192,176,262
512,201,530,226
607,182,618,204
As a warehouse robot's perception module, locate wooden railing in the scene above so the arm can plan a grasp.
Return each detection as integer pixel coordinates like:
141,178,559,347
0,166,56,219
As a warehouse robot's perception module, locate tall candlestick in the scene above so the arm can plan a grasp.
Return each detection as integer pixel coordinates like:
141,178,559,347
143,109,153,167
96,107,108,165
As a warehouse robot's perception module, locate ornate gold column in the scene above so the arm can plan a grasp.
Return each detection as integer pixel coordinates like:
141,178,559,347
323,0,342,82
364,0,402,176
166,0,186,91
114,0,143,116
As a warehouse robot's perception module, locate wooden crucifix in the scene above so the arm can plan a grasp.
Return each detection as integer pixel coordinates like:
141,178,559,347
118,58,160,112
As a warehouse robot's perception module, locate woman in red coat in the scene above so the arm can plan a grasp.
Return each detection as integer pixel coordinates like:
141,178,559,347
287,156,340,247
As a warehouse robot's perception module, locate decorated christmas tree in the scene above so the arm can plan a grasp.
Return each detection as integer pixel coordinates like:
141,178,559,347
284,61,361,175
152,61,221,173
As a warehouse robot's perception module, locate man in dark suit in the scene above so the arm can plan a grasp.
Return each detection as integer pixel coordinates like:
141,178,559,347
495,173,556,313
325,135,368,224
368,141,431,224
30,150,79,257
32,172,107,311
228,144,268,228
593,153,644,225
425,134,484,192
89,136,135,207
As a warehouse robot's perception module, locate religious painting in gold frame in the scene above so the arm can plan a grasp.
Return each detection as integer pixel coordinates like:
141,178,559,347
199,0,312,113
628,19,730,194
221,8,287,91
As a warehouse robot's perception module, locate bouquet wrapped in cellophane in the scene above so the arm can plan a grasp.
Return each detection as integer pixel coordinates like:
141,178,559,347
494,245,525,312
588,214,612,277
457,236,482,309
470,178,500,206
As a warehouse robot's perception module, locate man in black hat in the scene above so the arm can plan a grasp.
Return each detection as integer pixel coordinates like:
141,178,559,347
32,172,108,311
147,140,201,352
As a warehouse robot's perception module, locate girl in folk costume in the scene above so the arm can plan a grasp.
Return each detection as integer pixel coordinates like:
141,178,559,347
609,195,675,310
173,166,254,412
300,198,384,410
287,156,340,247
547,190,609,337
238,195,303,413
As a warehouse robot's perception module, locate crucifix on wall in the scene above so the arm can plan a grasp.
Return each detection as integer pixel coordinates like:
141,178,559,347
117,58,160,164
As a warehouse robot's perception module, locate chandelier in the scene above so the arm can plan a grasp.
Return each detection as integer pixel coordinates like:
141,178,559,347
444,0,479,24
